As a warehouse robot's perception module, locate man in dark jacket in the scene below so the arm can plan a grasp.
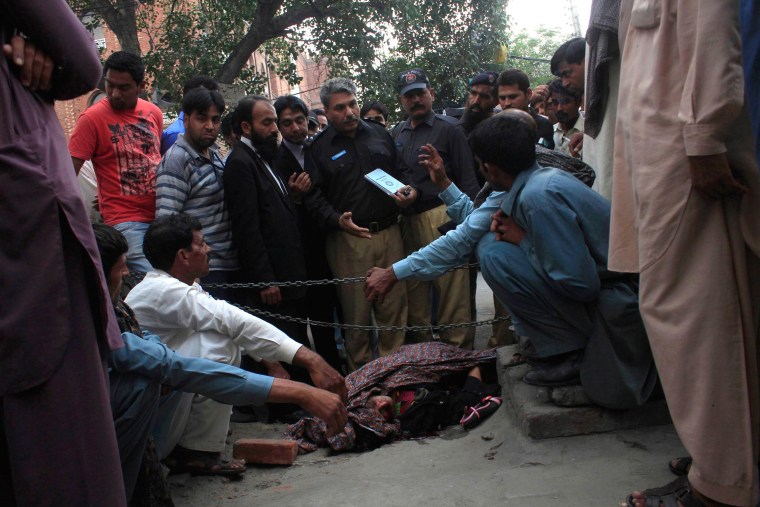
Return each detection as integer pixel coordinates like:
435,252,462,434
224,96,310,349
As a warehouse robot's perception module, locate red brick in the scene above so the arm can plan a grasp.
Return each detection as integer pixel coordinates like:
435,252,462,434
232,439,298,465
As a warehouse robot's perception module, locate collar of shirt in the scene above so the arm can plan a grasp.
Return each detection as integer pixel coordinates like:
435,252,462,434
240,137,288,194
322,120,376,146
500,162,541,215
554,115,584,135
282,138,305,168
175,133,221,164
240,136,256,152
400,110,436,132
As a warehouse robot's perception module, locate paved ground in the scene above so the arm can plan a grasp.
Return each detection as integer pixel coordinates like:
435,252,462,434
168,273,685,507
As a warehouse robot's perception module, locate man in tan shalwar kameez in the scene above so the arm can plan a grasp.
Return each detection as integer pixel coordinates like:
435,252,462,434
612,0,760,505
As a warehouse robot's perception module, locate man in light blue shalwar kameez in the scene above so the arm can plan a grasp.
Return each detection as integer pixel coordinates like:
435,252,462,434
366,110,656,409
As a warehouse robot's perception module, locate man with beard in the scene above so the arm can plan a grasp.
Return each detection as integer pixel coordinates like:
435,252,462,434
69,51,163,273
160,76,219,155
458,71,499,137
155,88,239,300
548,80,583,158
391,68,480,348
224,96,313,363
304,77,417,370
459,71,509,347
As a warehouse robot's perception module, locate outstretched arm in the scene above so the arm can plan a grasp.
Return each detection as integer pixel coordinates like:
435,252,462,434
292,346,348,403
111,332,347,436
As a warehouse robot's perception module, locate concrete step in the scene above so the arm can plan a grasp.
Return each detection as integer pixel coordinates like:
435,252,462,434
496,345,672,439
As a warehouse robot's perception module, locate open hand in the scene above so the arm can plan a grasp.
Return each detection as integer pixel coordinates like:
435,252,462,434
419,144,451,190
338,211,372,239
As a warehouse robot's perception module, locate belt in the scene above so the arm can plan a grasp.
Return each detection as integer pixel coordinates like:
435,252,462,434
359,215,398,233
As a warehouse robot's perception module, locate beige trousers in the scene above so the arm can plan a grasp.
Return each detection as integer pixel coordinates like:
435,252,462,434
639,190,760,506
326,225,407,370
166,339,241,454
400,205,473,349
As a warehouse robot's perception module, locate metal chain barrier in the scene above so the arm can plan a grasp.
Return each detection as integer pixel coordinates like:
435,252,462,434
128,263,479,289
127,262,506,331
201,262,481,289
235,304,511,332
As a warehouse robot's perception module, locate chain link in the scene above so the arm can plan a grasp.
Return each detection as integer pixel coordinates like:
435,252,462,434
128,263,496,331
202,262,480,289
235,304,509,332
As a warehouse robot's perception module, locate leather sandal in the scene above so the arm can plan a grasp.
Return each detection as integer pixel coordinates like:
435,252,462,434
626,476,705,507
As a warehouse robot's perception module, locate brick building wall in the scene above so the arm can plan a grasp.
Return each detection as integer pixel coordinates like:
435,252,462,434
55,5,331,139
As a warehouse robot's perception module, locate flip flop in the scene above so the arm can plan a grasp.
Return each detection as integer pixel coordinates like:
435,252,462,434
460,396,503,429
167,446,246,477
668,456,692,476
625,476,705,507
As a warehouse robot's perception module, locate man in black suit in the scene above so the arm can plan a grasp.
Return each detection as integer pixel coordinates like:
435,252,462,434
223,95,310,355
273,95,343,372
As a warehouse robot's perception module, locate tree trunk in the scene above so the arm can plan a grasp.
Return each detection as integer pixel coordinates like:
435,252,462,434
215,28,269,84
98,0,142,55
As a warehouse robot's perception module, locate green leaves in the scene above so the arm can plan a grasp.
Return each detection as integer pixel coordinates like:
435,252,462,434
68,0,509,114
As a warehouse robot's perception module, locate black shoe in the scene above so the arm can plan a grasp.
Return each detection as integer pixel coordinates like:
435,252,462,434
523,352,581,386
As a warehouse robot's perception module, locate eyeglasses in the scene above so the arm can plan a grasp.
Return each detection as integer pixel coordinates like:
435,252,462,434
363,115,385,123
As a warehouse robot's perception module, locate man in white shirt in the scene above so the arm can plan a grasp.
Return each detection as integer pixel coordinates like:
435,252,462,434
126,213,346,474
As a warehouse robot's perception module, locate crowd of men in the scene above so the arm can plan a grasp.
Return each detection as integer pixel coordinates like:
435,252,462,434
2,0,759,506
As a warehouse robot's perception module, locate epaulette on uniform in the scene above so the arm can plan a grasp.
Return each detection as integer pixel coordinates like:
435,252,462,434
436,113,460,127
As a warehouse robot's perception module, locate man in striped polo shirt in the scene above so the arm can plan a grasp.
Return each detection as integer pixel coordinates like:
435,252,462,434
155,87,239,300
